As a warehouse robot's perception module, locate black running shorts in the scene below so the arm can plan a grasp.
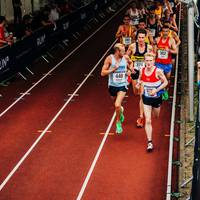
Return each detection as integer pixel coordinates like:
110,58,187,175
142,95,162,108
108,86,128,97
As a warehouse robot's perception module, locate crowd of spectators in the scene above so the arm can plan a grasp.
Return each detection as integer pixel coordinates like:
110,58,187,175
0,0,92,47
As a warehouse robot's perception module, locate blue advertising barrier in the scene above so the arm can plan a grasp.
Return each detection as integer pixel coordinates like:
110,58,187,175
0,0,125,82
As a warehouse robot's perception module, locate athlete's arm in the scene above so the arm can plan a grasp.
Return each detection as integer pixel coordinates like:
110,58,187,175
147,30,154,45
135,69,143,89
101,56,118,76
124,55,134,72
115,26,123,39
147,44,154,53
154,37,159,53
170,18,178,32
126,43,135,56
156,69,168,92
169,38,177,54
172,31,181,46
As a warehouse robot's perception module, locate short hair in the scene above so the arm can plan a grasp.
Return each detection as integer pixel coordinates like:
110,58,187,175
113,43,124,51
23,14,32,21
136,29,147,38
123,14,130,19
139,18,146,24
144,52,156,59
162,25,170,30
0,16,5,24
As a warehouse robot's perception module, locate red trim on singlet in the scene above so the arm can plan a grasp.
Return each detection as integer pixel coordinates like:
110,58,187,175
141,67,159,82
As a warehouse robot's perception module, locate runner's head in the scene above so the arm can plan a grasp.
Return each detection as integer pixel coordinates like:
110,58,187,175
114,43,125,57
161,25,170,38
131,2,137,10
123,15,130,25
144,52,155,68
138,18,146,29
164,9,171,18
136,29,147,44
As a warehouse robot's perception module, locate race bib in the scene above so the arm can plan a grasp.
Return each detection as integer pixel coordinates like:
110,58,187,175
149,28,156,37
134,60,145,70
132,17,139,25
122,37,132,46
144,87,157,97
158,49,169,59
113,72,126,83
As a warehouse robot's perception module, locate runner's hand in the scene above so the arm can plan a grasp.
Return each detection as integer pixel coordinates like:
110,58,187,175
150,88,157,96
113,63,120,72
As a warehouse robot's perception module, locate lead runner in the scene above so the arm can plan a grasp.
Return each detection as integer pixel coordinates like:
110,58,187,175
101,43,134,134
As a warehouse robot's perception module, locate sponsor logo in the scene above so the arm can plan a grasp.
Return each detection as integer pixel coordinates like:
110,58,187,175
37,34,46,46
0,56,9,71
63,21,69,30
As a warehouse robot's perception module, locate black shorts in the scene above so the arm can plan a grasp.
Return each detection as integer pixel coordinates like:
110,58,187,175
142,95,162,108
108,86,128,97
131,69,139,80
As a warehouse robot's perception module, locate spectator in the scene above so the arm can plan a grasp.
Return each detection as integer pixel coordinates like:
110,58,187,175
16,14,33,38
40,6,53,27
0,16,14,47
49,4,60,23
126,2,140,26
12,0,22,24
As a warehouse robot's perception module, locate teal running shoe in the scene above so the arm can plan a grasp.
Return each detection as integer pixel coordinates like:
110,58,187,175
120,106,124,123
116,121,123,135
162,90,169,101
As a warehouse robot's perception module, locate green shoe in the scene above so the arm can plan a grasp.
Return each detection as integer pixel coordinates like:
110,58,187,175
116,121,123,135
162,90,169,101
120,106,125,123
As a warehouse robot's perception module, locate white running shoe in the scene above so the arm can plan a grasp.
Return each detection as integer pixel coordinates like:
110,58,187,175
147,142,154,152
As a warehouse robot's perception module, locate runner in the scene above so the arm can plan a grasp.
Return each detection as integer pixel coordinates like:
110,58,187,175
161,9,178,32
136,52,168,151
126,2,140,26
137,18,154,45
101,43,134,134
154,25,177,97
115,15,136,48
146,8,160,40
127,28,153,127
161,21,181,67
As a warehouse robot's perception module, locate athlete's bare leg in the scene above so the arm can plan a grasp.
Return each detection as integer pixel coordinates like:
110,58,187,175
152,107,161,119
143,104,153,142
115,91,126,122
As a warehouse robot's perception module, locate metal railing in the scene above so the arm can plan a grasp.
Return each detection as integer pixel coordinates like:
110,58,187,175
166,2,182,200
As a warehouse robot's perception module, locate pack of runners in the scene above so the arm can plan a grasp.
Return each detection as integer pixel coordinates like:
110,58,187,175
101,0,180,152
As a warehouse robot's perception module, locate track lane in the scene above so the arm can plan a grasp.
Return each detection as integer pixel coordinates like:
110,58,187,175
0,72,115,200
0,8,124,185
81,92,171,200
0,1,173,199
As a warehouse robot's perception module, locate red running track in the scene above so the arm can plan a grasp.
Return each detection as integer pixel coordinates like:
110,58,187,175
0,7,171,200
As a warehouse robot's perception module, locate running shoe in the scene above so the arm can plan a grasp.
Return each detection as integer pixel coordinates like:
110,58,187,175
147,142,154,152
136,117,144,128
116,121,123,135
120,106,125,123
162,90,169,101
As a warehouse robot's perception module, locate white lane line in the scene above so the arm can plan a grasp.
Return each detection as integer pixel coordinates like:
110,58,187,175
0,39,117,192
0,0,131,118
76,112,116,200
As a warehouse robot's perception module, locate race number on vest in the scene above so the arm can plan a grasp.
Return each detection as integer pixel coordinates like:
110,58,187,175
113,71,126,83
158,49,169,59
149,28,156,37
134,60,145,70
144,86,157,97
122,37,132,46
